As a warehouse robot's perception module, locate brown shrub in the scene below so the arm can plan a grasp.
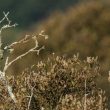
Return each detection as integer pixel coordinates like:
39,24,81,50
0,55,108,109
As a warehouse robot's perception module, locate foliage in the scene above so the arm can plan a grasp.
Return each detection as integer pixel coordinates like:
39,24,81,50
0,55,108,109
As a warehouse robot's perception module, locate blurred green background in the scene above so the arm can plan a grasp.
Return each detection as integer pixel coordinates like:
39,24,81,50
0,0,80,29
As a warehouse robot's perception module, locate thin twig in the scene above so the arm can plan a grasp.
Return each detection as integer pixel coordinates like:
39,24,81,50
0,12,17,103
84,78,87,110
27,87,34,110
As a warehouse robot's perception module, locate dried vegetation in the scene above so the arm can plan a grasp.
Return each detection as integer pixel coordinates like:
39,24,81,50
0,55,108,109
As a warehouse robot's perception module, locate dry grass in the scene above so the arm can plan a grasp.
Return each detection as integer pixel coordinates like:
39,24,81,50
0,55,108,109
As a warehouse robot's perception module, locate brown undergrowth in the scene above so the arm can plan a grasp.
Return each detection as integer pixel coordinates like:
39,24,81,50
0,55,108,110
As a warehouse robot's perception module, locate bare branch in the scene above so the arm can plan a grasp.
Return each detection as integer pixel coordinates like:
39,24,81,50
0,12,9,24
0,12,48,105
0,12,18,103
3,36,45,74
0,12,18,59
27,87,34,110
